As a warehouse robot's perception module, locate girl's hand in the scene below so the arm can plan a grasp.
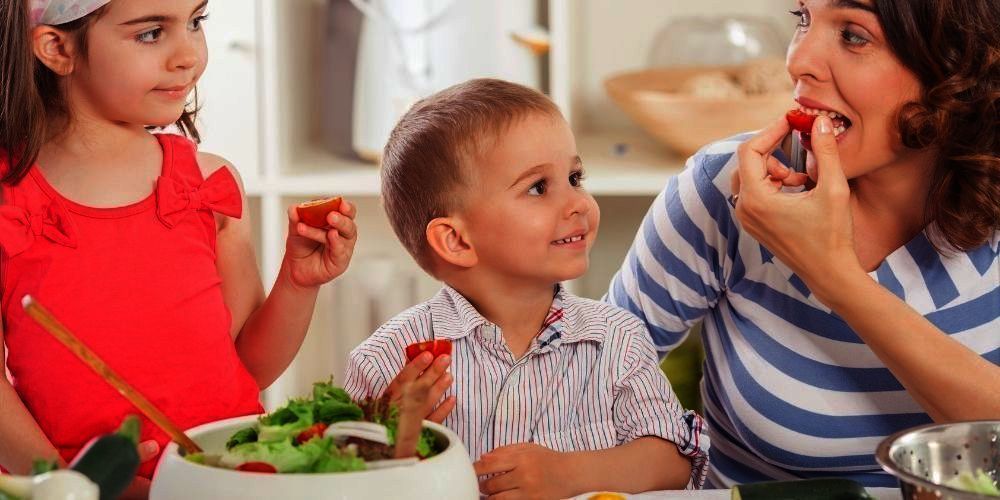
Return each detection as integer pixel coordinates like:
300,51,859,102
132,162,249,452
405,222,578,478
475,444,571,499
730,115,861,288
283,199,358,289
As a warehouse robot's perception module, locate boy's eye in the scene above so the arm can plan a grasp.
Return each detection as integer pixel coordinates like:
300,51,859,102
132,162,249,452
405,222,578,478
527,179,546,196
190,14,209,31
136,27,163,44
569,170,585,188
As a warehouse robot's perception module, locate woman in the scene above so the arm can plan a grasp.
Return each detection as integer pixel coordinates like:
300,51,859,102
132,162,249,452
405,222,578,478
607,0,998,487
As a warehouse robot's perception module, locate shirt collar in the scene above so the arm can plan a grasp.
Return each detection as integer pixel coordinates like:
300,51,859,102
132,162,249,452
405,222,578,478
428,284,605,347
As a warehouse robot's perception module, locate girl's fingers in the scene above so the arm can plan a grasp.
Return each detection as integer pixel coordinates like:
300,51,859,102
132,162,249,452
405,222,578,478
296,223,327,245
327,212,358,240
337,199,357,219
138,440,160,462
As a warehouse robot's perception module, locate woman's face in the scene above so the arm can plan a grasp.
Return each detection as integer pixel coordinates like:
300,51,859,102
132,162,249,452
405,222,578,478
787,0,925,180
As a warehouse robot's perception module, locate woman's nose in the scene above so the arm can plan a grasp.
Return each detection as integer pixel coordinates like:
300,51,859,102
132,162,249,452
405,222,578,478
786,29,830,84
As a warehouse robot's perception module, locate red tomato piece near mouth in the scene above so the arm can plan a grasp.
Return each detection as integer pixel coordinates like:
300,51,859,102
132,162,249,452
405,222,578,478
405,339,453,362
296,196,343,228
235,461,277,473
295,422,329,444
785,109,817,133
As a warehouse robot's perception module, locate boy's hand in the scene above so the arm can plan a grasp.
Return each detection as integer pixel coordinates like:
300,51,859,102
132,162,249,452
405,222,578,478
284,199,358,288
475,444,572,499
385,352,455,423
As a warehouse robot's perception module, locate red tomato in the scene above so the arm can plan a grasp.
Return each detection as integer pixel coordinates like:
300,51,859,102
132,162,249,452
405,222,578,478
295,422,329,444
785,109,817,133
235,461,277,473
296,196,343,228
405,339,453,362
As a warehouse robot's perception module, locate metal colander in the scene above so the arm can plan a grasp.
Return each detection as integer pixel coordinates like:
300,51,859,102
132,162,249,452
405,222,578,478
876,421,1000,500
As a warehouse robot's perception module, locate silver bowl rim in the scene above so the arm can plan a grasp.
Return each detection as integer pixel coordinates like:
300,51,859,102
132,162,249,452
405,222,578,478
875,420,1000,500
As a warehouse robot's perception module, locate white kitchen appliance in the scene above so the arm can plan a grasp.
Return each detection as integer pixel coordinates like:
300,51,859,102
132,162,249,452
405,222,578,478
348,0,544,161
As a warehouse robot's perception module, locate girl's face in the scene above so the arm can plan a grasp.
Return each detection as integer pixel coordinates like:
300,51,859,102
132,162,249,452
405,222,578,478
787,0,927,179
68,0,209,127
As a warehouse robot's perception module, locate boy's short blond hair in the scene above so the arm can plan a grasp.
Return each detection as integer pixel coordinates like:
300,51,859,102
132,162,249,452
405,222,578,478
380,78,562,273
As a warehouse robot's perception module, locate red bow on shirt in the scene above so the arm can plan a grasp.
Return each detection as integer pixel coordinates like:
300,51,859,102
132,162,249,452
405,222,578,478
155,167,243,228
0,203,77,256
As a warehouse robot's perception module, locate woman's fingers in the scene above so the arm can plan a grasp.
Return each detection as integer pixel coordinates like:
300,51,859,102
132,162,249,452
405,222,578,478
808,115,850,198
736,117,792,196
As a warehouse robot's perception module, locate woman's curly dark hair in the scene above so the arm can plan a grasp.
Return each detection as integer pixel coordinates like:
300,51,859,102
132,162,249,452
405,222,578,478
876,0,999,251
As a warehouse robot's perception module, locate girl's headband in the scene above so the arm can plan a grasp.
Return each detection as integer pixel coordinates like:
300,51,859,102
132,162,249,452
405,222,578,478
29,0,111,26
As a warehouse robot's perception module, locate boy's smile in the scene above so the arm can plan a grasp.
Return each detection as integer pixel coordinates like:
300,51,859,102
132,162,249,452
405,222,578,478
458,111,600,287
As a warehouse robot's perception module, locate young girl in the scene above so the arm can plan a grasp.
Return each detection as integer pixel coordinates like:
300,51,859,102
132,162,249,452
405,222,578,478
0,0,358,492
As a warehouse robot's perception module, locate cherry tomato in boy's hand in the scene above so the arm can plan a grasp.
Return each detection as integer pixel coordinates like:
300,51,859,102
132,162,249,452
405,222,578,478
405,339,452,363
295,422,329,444
235,462,277,473
785,109,817,133
296,196,343,228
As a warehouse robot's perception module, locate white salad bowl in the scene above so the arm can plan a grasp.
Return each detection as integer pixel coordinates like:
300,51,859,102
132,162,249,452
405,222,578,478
150,415,479,500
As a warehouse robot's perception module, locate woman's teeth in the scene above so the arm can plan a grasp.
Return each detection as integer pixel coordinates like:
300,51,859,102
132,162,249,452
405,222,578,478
554,235,584,245
796,105,851,137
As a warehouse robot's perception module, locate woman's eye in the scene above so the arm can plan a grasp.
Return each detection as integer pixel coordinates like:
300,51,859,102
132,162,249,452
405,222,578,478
840,28,869,46
136,28,162,44
569,171,585,187
190,14,209,31
527,180,546,196
789,8,810,29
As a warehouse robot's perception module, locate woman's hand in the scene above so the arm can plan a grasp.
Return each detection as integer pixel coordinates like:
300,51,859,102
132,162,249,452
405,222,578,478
730,115,861,291
283,199,358,289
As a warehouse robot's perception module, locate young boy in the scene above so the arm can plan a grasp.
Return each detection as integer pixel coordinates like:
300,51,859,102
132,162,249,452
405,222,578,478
344,79,708,497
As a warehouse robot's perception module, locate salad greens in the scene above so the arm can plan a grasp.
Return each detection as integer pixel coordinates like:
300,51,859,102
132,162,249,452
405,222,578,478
947,469,1000,496
187,379,439,474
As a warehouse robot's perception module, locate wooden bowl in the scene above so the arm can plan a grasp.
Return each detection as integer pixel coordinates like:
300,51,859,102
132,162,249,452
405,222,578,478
604,65,792,157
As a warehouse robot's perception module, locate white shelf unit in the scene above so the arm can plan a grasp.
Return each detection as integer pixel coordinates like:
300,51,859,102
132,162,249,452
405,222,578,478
197,0,793,408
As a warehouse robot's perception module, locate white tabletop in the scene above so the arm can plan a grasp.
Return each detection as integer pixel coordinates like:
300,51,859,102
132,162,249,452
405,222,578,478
575,487,901,499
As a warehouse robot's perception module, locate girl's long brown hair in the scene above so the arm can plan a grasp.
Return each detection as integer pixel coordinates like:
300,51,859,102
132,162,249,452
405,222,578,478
876,0,999,251
0,0,200,186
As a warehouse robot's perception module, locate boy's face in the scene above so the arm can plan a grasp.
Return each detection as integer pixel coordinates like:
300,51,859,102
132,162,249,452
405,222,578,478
458,112,600,286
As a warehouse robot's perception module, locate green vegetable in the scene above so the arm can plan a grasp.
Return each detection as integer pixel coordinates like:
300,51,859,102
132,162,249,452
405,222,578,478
258,398,314,442
223,439,314,473
313,379,352,404
731,478,874,500
30,459,59,475
226,427,259,450
947,470,1000,496
69,415,141,500
314,400,364,424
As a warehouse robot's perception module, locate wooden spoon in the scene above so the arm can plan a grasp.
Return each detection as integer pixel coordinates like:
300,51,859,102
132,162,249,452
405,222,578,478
22,295,202,454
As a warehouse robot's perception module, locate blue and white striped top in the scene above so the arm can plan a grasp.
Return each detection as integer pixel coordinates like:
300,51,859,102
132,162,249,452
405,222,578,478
606,134,1000,488
344,284,710,488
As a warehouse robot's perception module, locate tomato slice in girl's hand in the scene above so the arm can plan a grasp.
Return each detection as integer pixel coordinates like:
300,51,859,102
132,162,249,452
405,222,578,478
295,422,329,445
785,109,817,133
296,196,343,228
235,461,277,473
405,339,452,363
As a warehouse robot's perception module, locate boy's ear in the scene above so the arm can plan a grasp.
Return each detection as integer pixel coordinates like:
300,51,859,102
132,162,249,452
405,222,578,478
31,25,78,76
426,217,477,269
